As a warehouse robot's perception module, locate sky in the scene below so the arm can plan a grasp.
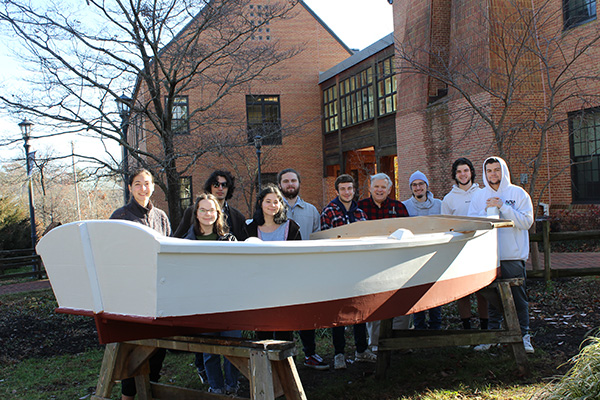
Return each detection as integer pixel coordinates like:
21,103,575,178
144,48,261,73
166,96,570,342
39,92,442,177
0,0,394,164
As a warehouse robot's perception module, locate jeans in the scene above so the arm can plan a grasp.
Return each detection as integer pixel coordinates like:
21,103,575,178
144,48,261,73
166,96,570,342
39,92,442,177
332,323,368,355
413,306,442,330
204,330,241,392
489,260,529,335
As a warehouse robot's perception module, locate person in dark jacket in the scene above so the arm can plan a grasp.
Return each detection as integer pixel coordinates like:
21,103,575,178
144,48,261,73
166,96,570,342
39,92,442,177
109,168,171,400
174,170,247,240
184,193,240,395
245,185,301,341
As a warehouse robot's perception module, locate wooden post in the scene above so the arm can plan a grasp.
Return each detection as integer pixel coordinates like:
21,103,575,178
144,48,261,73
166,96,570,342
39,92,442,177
375,318,393,380
542,219,551,283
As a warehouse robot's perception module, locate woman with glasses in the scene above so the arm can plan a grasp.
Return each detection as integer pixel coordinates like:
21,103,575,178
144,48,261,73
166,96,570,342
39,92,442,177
109,168,171,400
184,193,240,395
244,185,301,341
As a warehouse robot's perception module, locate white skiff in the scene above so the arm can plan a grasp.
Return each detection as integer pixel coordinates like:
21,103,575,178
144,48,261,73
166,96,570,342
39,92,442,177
36,216,509,343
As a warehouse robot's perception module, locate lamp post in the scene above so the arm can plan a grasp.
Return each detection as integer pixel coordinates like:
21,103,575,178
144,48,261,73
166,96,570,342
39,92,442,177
116,94,132,204
19,119,38,250
254,135,262,192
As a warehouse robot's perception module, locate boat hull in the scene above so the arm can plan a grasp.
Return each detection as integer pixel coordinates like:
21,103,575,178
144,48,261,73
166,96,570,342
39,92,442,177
38,218,501,344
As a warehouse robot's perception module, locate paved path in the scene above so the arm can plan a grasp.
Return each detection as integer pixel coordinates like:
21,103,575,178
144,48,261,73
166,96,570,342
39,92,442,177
1,252,599,296
0,279,51,295
526,252,600,270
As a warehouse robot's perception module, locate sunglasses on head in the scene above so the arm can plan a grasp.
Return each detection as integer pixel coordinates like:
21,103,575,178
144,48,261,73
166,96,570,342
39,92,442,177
212,181,228,188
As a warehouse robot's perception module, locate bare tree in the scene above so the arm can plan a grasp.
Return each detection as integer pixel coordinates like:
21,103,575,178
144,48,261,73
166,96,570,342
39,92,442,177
0,0,301,224
395,0,600,210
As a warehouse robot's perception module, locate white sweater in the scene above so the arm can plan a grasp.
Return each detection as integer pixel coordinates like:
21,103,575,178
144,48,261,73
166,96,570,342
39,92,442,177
441,183,481,216
468,157,534,261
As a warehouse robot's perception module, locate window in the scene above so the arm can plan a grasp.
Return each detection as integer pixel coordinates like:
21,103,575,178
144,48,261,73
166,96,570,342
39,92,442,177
178,176,193,211
377,57,397,116
339,68,374,128
170,96,189,135
323,85,338,133
564,0,597,29
130,114,142,148
570,108,600,202
246,95,282,145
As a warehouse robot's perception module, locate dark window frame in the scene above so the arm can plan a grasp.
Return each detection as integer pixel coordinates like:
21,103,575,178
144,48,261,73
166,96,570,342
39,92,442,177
339,67,374,128
563,0,597,30
377,56,397,116
323,85,339,133
167,95,190,135
178,176,193,211
569,107,600,203
246,95,282,146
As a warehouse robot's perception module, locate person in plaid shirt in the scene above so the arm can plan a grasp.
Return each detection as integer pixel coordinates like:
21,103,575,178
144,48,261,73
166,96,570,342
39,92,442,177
357,172,408,219
320,174,367,229
357,173,410,351
320,174,376,369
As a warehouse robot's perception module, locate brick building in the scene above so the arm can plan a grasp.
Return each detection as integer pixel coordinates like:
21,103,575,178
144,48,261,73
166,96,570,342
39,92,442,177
391,0,600,211
131,0,353,221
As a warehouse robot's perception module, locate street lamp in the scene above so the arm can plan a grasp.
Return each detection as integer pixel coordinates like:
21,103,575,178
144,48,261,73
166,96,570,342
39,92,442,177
116,94,132,204
19,118,38,250
254,135,262,192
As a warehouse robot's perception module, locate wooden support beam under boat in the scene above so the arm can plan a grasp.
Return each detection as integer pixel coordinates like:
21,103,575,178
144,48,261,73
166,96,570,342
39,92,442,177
91,336,306,400
375,279,529,379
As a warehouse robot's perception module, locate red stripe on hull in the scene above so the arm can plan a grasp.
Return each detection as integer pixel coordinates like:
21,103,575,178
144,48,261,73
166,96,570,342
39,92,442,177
59,269,498,344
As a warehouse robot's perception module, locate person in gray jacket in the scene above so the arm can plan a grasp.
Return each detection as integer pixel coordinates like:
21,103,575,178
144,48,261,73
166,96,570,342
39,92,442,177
402,170,442,216
402,170,442,329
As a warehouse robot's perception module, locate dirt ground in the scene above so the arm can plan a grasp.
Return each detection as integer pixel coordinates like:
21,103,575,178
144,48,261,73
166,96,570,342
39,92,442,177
1,276,599,395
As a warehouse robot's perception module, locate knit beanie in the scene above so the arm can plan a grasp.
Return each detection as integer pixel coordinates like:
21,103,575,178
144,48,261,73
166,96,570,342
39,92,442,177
409,170,429,187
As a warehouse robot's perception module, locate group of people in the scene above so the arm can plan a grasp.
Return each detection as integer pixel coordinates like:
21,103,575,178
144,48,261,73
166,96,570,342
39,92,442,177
109,154,534,398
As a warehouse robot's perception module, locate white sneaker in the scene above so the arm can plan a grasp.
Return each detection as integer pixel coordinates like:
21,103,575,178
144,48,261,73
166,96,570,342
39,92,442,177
523,334,534,354
355,349,377,363
473,343,493,351
334,353,347,369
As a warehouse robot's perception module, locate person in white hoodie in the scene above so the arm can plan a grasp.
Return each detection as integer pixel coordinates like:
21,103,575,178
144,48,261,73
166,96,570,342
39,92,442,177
403,170,443,329
468,156,534,353
442,158,489,331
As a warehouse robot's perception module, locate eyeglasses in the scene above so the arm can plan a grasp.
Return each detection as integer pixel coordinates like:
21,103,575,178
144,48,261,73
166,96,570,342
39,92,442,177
212,181,228,188
198,208,218,214
411,182,426,188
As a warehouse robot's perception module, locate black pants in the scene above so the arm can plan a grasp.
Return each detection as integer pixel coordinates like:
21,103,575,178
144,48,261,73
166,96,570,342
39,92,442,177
121,348,166,396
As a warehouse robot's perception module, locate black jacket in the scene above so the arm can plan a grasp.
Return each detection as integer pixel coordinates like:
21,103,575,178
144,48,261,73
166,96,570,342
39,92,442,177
173,203,247,240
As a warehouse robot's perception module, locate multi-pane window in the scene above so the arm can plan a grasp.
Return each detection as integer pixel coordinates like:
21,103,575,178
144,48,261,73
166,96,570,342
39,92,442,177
178,176,193,211
170,96,189,135
323,85,338,133
130,114,142,148
246,95,282,145
339,67,374,128
377,57,397,116
570,108,600,202
564,0,597,29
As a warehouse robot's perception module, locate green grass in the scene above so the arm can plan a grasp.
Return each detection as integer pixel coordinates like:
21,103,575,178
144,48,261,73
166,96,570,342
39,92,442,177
2,281,598,399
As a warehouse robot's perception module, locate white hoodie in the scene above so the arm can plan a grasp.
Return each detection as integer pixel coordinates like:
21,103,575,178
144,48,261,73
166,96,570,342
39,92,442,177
468,157,534,261
441,183,481,216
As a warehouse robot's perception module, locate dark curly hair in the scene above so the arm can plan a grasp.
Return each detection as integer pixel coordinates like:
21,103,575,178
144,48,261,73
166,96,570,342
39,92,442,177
203,170,235,200
451,158,476,185
252,185,288,226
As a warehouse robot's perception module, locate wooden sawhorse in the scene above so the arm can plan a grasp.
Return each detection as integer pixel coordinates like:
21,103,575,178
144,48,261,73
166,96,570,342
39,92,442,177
375,278,530,379
91,335,307,400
